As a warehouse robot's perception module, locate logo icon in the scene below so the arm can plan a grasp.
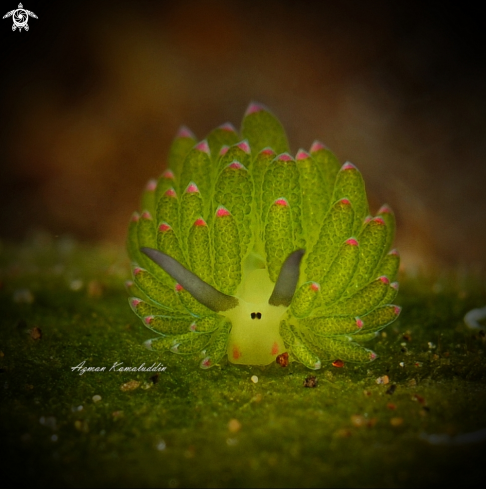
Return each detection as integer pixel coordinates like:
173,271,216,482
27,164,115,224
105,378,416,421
3,3,38,32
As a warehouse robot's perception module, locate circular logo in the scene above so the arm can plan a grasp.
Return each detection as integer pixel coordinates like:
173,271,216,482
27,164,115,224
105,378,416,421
12,8,28,29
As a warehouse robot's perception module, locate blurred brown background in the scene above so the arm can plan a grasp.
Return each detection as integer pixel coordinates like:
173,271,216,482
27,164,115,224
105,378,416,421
1,0,485,272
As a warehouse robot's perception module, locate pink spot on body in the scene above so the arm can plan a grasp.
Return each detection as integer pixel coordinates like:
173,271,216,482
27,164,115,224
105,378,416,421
159,223,172,232
237,141,250,153
310,140,326,152
271,342,279,356
342,162,357,171
260,148,275,156
232,346,241,360
194,218,207,227
346,238,359,246
340,198,351,205
310,282,320,292
219,146,229,156
278,153,293,162
379,276,390,284
274,198,289,207
373,217,386,226
186,183,199,194
219,122,236,132
296,150,310,160
195,140,210,153
201,357,212,368
145,179,157,192
162,169,175,180
245,102,265,115
141,211,152,220
175,284,184,292
356,318,364,329
216,206,231,217
165,188,177,198
228,161,244,170
176,125,195,139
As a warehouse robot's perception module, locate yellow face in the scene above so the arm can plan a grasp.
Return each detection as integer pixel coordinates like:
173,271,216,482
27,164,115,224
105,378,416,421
222,267,287,365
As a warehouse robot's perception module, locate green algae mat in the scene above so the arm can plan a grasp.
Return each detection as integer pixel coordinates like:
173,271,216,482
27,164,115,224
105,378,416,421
1,237,486,488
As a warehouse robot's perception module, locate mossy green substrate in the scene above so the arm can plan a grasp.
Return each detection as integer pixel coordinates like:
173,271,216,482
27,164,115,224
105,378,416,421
1,237,486,488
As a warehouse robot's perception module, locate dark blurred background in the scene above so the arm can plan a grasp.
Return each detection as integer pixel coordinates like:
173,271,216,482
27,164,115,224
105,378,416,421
1,0,485,272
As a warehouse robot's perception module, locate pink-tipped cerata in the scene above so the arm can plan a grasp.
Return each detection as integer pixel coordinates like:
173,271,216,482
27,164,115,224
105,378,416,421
195,140,210,153
176,125,195,139
278,153,293,162
373,217,386,226
310,140,327,152
194,218,207,227
342,162,357,171
228,161,244,170
145,179,157,192
159,223,172,232
296,149,310,160
378,204,393,214
162,169,175,180
219,122,236,132
216,206,231,217
237,141,251,154
185,183,199,194
245,101,266,116
345,238,359,246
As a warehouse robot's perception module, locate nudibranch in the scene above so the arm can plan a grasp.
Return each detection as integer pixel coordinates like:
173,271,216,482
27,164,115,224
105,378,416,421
126,103,401,369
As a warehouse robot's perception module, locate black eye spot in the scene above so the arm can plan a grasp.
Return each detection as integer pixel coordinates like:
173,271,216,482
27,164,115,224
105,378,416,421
251,313,256,319
251,312,262,320
256,312,262,319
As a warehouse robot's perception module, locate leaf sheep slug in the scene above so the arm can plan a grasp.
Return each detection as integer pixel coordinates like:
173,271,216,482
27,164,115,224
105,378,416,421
126,102,401,369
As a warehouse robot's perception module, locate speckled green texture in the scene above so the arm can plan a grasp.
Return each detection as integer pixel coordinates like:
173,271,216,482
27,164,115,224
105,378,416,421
127,105,403,367
1,239,486,487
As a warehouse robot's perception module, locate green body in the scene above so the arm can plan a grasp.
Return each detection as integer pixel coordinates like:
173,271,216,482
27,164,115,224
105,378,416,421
127,103,401,368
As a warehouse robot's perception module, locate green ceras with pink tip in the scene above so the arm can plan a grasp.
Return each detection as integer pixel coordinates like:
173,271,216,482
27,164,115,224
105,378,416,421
126,102,401,369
